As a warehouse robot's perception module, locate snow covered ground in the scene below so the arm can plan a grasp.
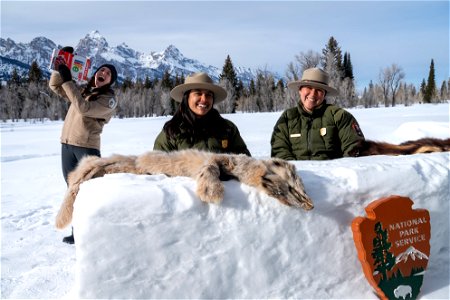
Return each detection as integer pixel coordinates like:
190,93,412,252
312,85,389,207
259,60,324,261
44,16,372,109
1,103,449,298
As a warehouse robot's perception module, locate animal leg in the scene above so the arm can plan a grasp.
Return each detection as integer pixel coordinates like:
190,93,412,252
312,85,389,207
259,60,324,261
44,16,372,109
196,161,224,204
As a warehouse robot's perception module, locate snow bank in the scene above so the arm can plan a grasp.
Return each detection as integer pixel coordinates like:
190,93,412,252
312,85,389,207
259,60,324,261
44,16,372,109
71,152,449,298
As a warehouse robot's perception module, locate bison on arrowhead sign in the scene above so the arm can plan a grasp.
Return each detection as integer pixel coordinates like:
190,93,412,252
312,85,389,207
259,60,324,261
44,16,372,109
351,195,431,300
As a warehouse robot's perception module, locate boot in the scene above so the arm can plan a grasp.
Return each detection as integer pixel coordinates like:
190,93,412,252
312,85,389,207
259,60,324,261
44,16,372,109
62,227,75,244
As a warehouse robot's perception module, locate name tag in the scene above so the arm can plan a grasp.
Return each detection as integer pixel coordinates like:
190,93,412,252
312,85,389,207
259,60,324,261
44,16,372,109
320,128,327,136
290,133,301,138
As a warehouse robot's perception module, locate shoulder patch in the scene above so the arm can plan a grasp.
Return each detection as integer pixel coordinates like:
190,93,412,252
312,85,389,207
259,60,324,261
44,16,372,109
352,121,364,137
108,98,117,109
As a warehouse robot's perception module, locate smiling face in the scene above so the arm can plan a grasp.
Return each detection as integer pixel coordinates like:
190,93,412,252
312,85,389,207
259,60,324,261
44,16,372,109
94,67,112,88
187,89,214,117
299,85,326,113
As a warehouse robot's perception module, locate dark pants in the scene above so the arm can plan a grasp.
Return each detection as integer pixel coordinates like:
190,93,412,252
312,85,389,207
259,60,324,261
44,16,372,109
61,143,101,184
61,144,100,244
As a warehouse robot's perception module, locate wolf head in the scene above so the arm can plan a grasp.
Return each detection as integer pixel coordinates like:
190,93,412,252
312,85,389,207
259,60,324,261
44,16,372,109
260,158,314,211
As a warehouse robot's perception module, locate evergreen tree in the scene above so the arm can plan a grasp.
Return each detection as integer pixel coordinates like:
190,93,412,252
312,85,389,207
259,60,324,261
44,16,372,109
8,68,21,86
420,79,427,102
161,69,173,90
371,222,396,282
121,77,134,92
321,36,354,106
174,73,184,87
236,79,244,100
144,75,153,89
220,55,239,113
439,80,447,101
343,52,354,79
423,59,436,103
134,78,143,89
248,79,256,96
321,36,343,76
220,55,238,90
160,69,175,114
410,84,417,101
28,61,42,83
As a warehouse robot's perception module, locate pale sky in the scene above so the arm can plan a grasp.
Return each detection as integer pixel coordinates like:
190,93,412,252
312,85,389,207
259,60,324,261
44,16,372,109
1,0,449,90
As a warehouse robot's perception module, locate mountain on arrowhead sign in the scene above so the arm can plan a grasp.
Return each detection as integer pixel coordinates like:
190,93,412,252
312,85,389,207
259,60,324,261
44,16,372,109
351,195,431,300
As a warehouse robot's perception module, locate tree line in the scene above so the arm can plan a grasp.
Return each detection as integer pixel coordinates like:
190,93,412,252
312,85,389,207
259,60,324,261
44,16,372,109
1,36,448,122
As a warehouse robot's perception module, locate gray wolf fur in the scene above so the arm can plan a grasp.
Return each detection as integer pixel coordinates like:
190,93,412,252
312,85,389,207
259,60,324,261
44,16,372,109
350,137,450,156
56,149,313,229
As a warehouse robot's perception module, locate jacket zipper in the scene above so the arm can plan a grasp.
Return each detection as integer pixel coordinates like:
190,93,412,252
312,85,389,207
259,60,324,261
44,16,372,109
306,118,313,158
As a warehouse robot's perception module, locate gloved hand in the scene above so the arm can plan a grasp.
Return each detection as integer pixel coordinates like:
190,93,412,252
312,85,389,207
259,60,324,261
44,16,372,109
53,56,66,70
61,46,74,54
58,64,72,83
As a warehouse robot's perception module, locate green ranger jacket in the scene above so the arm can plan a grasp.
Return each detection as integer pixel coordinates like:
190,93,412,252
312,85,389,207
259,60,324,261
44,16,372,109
270,103,364,160
153,119,251,156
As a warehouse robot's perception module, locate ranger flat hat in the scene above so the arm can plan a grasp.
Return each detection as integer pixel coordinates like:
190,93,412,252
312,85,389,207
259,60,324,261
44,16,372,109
287,67,338,96
170,72,228,103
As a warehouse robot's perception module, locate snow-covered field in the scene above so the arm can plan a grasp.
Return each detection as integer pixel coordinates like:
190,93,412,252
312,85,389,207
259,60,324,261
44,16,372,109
1,103,449,298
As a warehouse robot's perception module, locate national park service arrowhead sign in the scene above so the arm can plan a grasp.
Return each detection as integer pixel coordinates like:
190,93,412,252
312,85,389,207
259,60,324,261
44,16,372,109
351,195,431,300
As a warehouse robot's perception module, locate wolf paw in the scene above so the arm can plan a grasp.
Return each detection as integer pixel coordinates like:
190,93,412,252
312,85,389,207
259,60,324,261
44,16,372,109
196,180,224,204
195,163,225,204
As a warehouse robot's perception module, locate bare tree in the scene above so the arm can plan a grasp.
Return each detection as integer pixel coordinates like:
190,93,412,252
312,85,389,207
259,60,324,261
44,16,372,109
285,50,321,82
255,69,276,112
285,62,300,83
159,89,173,116
378,64,405,107
272,79,286,112
286,89,299,110
323,51,344,106
388,64,405,106
216,78,236,114
296,50,321,73
340,77,356,107
362,80,375,108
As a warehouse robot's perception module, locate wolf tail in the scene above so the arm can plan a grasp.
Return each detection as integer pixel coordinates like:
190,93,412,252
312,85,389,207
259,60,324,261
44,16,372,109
55,155,107,229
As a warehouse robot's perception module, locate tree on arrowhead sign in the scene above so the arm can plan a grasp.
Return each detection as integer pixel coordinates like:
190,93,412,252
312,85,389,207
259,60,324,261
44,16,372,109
352,195,431,300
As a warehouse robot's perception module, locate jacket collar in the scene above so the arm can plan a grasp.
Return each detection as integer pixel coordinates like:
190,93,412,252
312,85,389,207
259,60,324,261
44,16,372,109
297,100,328,117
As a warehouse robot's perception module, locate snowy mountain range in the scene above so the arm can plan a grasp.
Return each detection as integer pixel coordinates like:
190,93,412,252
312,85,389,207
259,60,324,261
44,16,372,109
0,30,257,84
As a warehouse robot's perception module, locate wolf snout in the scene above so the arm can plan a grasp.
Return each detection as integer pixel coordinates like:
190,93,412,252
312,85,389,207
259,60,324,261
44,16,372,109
289,188,314,210
291,196,314,210
301,199,314,210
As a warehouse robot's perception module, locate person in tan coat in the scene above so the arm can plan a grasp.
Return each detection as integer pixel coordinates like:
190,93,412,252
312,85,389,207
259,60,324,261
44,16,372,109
49,46,118,244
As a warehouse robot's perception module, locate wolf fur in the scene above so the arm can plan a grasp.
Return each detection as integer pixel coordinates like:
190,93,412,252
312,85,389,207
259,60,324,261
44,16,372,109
350,137,450,157
56,149,314,229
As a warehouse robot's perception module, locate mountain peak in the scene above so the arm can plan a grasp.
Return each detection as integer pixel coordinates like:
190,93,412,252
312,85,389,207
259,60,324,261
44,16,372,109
76,31,109,57
395,246,429,264
163,44,182,58
83,30,108,47
87,30,103,40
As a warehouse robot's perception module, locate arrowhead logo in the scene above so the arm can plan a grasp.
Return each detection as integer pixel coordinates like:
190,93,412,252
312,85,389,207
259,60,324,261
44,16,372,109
351,195,431,300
